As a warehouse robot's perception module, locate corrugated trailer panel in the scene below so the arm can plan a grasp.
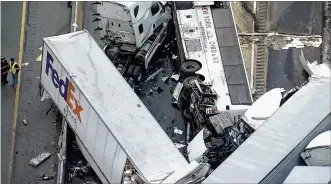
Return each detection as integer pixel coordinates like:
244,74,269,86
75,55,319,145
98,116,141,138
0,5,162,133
40,30,188,183
203,77,331,184
283,166,331,184
41,41,127,183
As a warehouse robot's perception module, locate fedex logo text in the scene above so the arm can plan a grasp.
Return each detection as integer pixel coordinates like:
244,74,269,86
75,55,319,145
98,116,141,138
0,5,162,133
45,51,83,122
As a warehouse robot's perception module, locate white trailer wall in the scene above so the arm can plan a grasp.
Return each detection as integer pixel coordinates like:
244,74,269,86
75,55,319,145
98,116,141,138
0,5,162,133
41,30,188,183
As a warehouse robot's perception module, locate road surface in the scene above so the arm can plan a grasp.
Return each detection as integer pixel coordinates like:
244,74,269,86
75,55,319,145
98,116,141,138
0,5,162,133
1,2,71,183
1,2,22,183
269,2,322,35
267,2,322,91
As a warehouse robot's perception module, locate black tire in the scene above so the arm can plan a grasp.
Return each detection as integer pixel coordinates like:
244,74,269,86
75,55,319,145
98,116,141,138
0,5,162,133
180,60,201,76
126,65,135,76
183,76,201,89
183,108,192,120
132,66,142,82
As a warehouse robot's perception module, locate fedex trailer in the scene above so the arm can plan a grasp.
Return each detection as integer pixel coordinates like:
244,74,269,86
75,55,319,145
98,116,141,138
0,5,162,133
40,30,189,183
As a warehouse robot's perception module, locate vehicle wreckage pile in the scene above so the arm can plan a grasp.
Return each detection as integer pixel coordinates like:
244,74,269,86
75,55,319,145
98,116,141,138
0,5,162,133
176,78,254,169
176,76,304,170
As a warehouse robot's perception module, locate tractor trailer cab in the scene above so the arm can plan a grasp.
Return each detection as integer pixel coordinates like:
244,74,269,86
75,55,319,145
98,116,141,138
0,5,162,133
91,1,171,69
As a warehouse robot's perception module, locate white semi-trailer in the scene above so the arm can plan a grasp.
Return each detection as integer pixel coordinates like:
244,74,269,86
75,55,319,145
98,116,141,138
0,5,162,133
40,30,193,183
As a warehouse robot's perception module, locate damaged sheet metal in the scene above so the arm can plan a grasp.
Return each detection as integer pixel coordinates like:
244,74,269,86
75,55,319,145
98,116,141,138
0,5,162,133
209,113,234,134
146,68,164,81
301,130,331,166
203,77,331,184
299,49,331,77
40,88,51,102
172,82,183,103
29,152,52,167
161,161,210,184
174,127,183,135
187,128,211,162
170,73,180,81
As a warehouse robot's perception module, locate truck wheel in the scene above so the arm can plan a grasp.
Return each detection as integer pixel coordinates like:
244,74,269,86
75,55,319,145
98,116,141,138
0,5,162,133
132,66,142,82
183,76,201,89
180,60,201,76
127,65,135,76
183,108,192,120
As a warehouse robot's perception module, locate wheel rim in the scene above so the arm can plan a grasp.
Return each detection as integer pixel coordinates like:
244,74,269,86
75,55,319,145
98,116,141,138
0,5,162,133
188,79,196,85
185,65,196,71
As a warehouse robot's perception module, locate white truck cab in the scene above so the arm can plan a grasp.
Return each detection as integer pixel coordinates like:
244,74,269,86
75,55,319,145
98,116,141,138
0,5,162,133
92,1,171,68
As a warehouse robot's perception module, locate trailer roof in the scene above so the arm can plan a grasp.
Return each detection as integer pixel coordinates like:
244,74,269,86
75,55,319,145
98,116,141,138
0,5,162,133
283,166,331,184
203,77,331,183
43,30,188,182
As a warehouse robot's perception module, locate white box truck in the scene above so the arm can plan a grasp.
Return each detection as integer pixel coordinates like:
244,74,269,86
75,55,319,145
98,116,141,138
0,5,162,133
40,30,192,183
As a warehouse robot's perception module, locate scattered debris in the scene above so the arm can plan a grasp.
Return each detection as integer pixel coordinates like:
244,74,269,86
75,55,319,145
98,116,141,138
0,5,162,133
170,73,180,81
123,160,143,184
38,174,53,180
40,89,51,102
21,62,29,66
174,143,186,148
162,76,170,82
164,43,170,48
172,82,183,103
174,127,183,135
151,86,159,91
69,164,92,177
145,89,153,95
29,152,52,167
22,119,28,125
145,68,164,81
172,54,178,60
